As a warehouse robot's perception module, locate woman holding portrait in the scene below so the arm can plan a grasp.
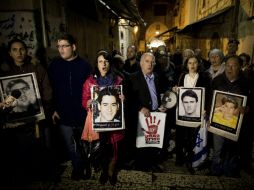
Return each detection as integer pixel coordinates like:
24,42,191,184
172,55,211,172
0,38,52,188
82,50,124,185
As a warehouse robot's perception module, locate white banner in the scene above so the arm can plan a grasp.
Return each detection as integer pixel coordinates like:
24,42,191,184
136,112,166,148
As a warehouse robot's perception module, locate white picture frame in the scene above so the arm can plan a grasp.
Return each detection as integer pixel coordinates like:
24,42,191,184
208,90,247,141
91,85,124,132
0,72,45,128
176,87,205,127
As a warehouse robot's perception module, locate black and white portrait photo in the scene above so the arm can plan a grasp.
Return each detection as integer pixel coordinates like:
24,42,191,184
176,87,205,127
92,85,124,131
0,73,45,127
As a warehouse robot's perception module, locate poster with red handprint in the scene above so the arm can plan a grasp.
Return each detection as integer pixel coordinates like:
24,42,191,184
136,112,166,148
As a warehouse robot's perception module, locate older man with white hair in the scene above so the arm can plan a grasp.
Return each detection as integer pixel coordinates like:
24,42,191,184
128,52,164,172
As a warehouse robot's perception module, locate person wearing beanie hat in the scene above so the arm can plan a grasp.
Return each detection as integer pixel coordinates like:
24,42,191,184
206,48,225,79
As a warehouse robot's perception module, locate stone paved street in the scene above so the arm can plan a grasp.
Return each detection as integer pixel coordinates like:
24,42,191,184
25,155,254,190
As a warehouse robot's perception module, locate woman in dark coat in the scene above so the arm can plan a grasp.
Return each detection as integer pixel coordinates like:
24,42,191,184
172,55,211,172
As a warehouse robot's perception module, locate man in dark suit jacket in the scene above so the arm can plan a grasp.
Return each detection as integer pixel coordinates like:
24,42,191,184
130,52,161,114
127,52,163,172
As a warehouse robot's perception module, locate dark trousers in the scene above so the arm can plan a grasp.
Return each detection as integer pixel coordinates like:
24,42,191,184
59,124,86,172
135,147,161,171
0,125,44,189
175,125,196,165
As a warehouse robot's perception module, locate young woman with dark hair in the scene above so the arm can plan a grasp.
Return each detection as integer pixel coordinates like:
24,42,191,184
82,50,125,185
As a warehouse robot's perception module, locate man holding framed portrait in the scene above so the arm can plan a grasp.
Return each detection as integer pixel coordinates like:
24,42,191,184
209,55,252,177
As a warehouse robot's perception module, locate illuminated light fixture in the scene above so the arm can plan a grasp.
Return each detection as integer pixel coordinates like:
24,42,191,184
134,25,139,33
149,38,165,48
155,24,160,35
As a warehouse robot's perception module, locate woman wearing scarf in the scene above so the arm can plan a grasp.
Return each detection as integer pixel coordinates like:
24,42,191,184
82,50,124,185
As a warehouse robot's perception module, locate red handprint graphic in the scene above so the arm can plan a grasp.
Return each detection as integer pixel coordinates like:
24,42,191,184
141,115,161,135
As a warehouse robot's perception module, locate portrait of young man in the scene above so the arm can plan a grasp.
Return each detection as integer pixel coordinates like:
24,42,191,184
180,89,199,117
5,78,39,114
212,96,239,129
0,73,44,123
92,86,124,131
176,87,204,127
94,87,121,123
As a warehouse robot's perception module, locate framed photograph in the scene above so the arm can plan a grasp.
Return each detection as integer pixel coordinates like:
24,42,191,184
92,85,124,132
0,72,45,128
176,87,205,127
208,90,247,141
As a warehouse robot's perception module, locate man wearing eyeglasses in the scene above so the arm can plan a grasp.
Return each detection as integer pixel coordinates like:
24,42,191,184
48,33,92,180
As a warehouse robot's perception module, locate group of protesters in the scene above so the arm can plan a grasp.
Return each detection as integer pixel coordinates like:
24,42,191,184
0,33,253,188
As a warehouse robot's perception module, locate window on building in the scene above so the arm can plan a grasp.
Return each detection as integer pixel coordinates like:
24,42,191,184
202,0,206,8
120,31,124,40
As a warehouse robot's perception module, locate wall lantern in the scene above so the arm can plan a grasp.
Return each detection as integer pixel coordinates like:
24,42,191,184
134,25,139,34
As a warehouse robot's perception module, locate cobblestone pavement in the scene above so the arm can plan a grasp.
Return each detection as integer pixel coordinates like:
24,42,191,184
25,156,254,190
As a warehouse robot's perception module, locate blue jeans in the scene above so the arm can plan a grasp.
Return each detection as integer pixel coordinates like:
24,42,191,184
59,124,85,171
211,134,224,175
211,134,240,177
